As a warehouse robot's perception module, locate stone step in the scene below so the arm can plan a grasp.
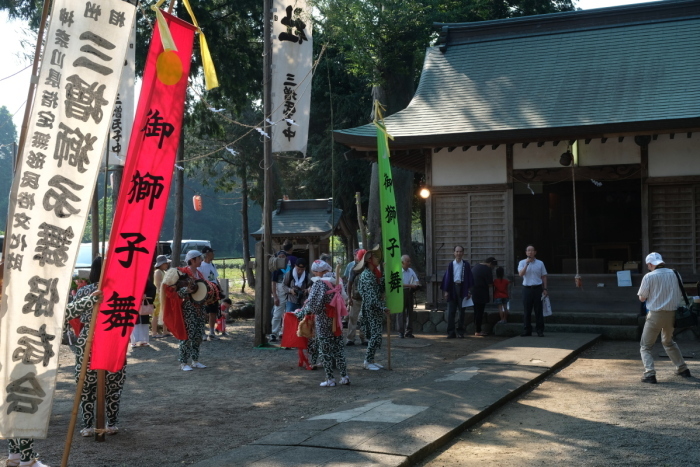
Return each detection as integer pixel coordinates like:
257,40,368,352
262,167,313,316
412,310,642,340
492,322,640,341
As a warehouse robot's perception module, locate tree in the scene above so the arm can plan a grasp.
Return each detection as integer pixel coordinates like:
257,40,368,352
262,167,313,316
0,106,17,232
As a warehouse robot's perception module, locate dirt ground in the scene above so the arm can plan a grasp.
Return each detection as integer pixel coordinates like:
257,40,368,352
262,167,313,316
7,320,505,467
419,340,700,467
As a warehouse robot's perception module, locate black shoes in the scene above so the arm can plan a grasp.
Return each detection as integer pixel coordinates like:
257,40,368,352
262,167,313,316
346,341,355,346
457,334,465,339
678,369,692,378
641,375,657,384
399,333,405,338
405,333,415,338
520,332,532,337
447,334,456,339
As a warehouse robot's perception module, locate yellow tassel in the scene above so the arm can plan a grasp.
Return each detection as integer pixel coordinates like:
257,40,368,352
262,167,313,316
151,0,178,52
181,0,219,90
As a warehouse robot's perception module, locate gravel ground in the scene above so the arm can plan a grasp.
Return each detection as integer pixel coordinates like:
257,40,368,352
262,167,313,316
2,321,505,467
419,340,700,467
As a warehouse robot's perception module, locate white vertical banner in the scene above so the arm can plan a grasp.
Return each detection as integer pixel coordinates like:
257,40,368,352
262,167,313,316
107,19,135,166
271,0,313,155
0,0,136,438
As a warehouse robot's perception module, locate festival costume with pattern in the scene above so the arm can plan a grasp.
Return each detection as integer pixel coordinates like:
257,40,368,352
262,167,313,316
7,438,42,465
295,274,349,382
177,267,207,364
68,285,126,431
357,268,385,364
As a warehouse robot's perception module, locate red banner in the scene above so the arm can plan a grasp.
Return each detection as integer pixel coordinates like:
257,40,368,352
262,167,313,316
91,13,197,372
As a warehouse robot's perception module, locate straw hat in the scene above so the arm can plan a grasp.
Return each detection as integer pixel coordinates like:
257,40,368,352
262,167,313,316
353,245,381,271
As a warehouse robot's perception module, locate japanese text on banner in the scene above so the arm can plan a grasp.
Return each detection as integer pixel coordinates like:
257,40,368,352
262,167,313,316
0,0,136,439
270,0,312,155
374,104,403,314
91,11,197,373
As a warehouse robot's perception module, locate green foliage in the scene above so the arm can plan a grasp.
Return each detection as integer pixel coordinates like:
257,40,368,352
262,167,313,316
0,106,17,232
82,194,114,242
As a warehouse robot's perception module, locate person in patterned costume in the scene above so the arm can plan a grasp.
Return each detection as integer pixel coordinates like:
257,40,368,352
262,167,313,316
354,246,389,371
176,250,209,371
69,257,125,438
295,260,350,387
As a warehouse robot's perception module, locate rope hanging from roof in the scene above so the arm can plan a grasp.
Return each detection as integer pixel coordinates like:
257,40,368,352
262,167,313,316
571,143,582,289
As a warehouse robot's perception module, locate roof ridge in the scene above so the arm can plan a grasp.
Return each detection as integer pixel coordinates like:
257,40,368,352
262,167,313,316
435,0,700,51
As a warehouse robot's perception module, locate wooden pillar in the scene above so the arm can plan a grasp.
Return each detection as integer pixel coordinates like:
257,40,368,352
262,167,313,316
425,149,435,305
254,241,265,346
636,136,651,258
506,144,515,277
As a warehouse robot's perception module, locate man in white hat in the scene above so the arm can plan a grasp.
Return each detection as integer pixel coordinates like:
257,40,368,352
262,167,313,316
176,250,208,371
637,252,691,384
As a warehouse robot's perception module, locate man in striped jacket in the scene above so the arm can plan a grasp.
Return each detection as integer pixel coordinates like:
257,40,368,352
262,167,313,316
637,252,691,384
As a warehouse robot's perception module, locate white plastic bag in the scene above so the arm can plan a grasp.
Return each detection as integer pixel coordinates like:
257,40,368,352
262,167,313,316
462,296,474,308
542,295,552,317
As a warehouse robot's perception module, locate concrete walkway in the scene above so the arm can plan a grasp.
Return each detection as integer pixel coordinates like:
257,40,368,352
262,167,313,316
193,333,600,467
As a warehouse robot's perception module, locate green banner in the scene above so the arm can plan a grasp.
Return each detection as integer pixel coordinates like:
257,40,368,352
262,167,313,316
374,102,404,314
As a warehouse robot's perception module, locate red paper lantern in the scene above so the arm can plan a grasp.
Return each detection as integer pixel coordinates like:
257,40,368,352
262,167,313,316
193,194,203,211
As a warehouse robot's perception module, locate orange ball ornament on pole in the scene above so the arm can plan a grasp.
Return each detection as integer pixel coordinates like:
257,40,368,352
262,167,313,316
193,194,203,211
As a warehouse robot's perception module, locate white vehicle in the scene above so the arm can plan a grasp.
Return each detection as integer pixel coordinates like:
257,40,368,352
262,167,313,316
73,242,109,279
167,239,212,264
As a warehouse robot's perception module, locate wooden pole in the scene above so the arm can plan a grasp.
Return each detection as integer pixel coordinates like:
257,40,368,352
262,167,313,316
15,0,51,158
258,0,273,346
386,314,392,370
61,275,105,467
95,370,106,442
3,0,51,264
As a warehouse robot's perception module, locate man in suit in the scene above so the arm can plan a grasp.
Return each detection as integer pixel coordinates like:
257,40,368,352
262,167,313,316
440,246,475,338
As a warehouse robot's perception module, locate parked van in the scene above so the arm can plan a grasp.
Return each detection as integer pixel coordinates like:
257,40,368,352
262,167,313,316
167,239,212,265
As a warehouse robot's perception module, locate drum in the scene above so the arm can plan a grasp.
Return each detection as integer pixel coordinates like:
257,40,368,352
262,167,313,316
204,281,220,305
191,279,219,305
191,280,209,304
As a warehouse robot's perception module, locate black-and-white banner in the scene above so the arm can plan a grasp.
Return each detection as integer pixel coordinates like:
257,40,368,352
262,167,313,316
0,0,136,438
271,0,312,155
107,20,135,166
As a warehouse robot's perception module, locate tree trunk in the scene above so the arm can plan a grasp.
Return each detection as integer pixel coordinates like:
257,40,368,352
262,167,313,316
240,168,255,288
171,132,184,267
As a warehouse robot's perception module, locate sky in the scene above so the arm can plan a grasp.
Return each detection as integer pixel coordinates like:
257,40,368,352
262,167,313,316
0,0,660,133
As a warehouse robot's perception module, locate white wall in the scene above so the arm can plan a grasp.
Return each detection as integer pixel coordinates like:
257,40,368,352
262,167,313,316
513,142,565,169
432,146,507,186
648,134,700,177
578,138,640,166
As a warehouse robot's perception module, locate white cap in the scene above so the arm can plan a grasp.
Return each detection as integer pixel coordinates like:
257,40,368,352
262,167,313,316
185,250,202,262
645,252,664,266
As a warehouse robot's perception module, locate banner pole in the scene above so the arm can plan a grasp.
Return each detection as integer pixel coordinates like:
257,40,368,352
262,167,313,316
61,262,107,467
386,313,392,370
2,0,51,264
15,0,51,159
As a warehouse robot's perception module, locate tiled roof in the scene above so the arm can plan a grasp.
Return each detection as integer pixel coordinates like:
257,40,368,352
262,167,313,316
334,0,700,149
252,199,343,238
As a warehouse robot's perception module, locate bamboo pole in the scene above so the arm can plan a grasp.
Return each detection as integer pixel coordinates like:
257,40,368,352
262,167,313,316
61,273,105,467
2,0,51,265
15,0,52,158
386,314,391,370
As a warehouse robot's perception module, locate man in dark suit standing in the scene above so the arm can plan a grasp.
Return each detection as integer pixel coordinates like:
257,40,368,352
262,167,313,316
440,246,475,338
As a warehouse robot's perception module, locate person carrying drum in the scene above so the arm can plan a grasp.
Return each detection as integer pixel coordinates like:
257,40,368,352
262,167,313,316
177,250,209,371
